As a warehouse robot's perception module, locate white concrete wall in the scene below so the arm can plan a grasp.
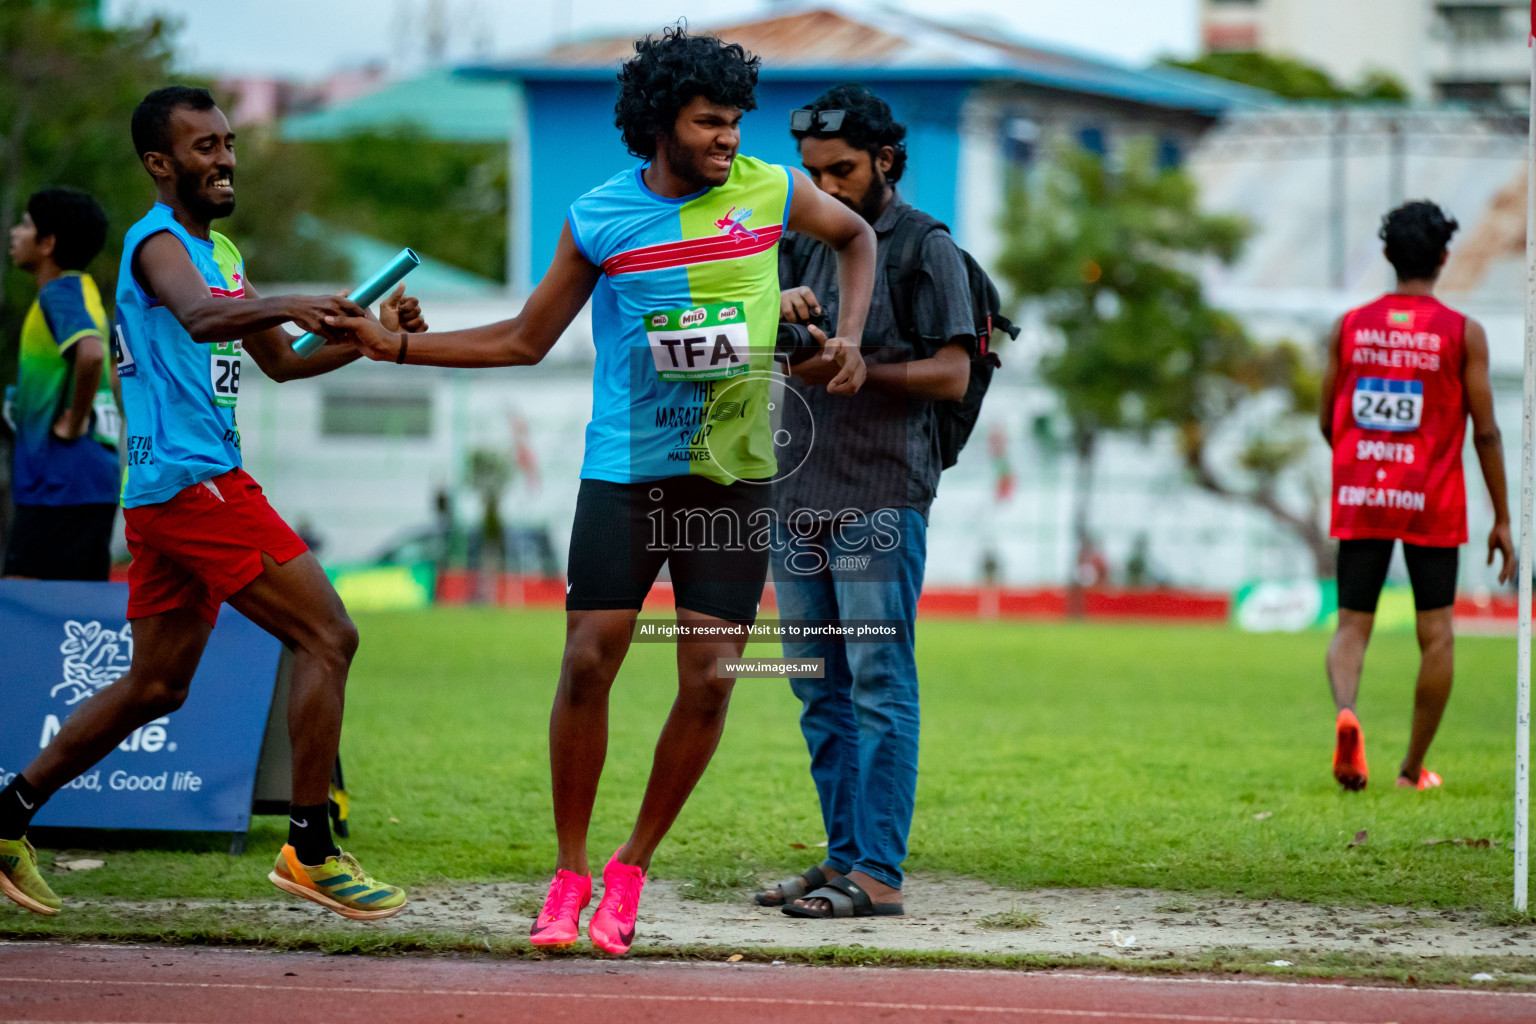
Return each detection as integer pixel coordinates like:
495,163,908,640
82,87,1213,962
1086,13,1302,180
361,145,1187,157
956,95,1005,270
1202,0,1529,104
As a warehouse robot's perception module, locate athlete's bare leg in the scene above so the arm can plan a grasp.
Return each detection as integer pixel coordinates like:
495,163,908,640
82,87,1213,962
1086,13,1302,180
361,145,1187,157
1327,609,1375,712
616,607,745,871
226,551,358,806
549,608,637,876
1401,606,1454,781
20,608,212,794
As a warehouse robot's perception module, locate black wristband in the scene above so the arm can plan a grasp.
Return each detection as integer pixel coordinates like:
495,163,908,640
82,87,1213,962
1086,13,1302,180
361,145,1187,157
395,332,408,364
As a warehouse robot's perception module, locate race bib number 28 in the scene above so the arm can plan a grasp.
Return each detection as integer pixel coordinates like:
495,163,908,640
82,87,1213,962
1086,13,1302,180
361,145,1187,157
643,302,750,382
1352,377,1421,433
210,339,241,408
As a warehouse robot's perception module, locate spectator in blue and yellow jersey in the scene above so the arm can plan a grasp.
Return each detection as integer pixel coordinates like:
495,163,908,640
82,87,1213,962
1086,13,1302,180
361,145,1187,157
3,187,121,580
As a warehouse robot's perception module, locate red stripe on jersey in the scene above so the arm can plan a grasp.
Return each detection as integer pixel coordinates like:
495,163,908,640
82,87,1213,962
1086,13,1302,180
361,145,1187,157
603,225,783,276
147,286,245,308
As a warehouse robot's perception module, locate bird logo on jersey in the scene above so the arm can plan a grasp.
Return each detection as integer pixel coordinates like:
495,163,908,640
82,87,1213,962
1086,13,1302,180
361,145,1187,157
714,206,759,244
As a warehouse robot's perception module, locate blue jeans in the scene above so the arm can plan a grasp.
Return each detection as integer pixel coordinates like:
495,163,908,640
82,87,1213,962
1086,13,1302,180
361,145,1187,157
770,509,926,889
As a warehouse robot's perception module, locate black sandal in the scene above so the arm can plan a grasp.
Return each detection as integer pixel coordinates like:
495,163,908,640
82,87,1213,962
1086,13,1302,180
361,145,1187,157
754,865,831,907
781,875,904,918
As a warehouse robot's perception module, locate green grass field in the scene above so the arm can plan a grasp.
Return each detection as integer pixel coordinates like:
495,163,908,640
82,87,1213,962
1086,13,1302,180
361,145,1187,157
27,609,1526,912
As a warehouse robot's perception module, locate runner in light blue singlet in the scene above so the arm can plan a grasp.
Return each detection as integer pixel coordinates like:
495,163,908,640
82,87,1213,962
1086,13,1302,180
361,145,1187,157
114,202,246,507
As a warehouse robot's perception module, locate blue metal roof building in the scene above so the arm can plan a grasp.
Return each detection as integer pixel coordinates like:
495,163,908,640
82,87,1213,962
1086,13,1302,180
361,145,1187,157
461,7,1269,293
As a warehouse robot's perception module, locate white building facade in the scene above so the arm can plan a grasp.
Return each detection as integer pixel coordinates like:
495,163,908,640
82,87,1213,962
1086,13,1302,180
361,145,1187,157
1201,0,1531,106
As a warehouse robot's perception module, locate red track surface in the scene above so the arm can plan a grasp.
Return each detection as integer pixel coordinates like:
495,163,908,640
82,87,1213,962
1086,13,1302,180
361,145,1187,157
2,943,1533,1024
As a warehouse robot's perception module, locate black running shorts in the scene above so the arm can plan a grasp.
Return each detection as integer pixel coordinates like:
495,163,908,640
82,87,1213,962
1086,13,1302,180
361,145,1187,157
565,477,770,624
1336,538,1458,613
2,502,116,581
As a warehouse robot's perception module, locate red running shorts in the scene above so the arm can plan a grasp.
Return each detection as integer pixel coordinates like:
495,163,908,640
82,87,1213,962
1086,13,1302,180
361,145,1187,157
124,467,308,626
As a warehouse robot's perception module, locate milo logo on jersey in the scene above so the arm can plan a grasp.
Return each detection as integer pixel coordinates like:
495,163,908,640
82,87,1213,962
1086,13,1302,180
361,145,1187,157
644,303,750,382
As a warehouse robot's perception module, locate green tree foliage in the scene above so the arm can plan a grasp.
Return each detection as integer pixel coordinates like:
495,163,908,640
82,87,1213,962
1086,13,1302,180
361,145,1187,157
1355,70,1411,104
0,0,179,384
997,143,1332,587
466,447,510,580
1165,51,1409,103
1,3,507,383
304,129,506,284
217,126,352,286
225,128,507,286
1181,334,1333,577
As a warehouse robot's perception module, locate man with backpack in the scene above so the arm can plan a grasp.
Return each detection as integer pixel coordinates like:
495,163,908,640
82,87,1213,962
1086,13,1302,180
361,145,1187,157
760,84,1012,920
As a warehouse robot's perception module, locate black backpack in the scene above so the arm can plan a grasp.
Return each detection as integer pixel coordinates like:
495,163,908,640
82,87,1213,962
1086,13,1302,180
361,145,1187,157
778,209,1018,470
881,207,1017,470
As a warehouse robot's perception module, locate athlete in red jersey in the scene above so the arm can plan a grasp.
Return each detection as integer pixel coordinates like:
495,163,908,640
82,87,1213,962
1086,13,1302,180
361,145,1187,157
1319,201,1513,791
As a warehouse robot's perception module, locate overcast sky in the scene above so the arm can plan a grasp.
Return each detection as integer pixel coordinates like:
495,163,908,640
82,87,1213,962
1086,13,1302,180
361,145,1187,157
104,0,1201,78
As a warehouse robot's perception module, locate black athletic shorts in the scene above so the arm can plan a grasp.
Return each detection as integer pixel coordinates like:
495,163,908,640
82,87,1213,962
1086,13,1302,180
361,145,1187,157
565,476,770,624
2,502,117,581
1336,538,1459,613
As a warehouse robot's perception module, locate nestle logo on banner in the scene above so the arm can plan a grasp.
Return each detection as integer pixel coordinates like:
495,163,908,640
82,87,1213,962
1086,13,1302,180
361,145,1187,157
39,620,172,753
680,307,707,329
54,619,132,705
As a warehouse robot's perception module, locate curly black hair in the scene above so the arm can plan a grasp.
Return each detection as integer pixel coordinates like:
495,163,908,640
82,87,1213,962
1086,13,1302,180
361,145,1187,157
1379,200,1458,281
790,83,908,184
614,25,761,159
27,187,108,271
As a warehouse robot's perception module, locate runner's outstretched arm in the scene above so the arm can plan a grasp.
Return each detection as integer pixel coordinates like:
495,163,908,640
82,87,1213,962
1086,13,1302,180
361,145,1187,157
241,281,427,382
1463,317,1515,583
327,225,601,368
784,166,874,395
1319,315,1343,446
135,231,364,345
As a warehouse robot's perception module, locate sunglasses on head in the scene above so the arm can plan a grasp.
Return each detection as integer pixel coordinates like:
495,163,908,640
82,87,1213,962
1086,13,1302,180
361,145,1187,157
790,108,847,133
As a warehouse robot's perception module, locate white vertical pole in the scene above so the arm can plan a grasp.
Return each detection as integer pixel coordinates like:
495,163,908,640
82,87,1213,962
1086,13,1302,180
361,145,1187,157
507,81,532,298
1517,41,1536,914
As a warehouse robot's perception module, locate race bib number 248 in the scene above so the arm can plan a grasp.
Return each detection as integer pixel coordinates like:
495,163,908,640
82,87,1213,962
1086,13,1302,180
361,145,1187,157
1352,377,1421,433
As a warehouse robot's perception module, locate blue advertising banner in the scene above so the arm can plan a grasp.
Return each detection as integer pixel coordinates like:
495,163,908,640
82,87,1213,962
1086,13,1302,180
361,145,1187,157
0,580,282,833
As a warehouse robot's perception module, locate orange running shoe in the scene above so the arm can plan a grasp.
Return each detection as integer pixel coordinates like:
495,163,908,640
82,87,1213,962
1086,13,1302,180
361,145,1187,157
1333,708,1368,791
588,850,645,955
1397,768,1443,790
529,869,591,948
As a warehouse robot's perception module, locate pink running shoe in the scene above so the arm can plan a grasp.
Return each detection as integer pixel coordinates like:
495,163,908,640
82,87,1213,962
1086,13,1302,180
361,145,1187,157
529,869,591,948
1333,709,1368,792
588,850,646,955
1397,768,1443,790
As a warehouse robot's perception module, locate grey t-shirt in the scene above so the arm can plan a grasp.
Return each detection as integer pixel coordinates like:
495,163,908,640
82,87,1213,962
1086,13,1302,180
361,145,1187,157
774,193,975,520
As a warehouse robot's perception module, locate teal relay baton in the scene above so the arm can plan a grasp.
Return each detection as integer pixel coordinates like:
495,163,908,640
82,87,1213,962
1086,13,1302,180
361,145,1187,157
292,247,421,357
